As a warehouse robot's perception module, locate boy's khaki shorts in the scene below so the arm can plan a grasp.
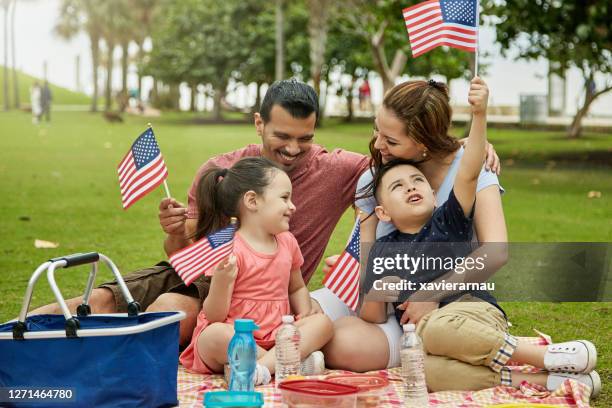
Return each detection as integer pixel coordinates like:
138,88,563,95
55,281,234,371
98,261,211,312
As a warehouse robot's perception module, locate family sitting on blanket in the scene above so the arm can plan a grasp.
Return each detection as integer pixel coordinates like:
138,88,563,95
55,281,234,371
31,79,600,397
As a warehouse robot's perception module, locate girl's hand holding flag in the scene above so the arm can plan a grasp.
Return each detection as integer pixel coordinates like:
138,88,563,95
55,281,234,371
212,255,238,285
169,218,238,286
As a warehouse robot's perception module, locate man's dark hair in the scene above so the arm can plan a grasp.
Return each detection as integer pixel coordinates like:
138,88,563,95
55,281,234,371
260,79,319,123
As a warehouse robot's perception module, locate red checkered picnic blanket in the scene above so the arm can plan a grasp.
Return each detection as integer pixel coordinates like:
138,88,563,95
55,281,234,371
176,335,592,407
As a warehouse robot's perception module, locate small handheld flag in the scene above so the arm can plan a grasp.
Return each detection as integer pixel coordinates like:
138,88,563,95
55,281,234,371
118,126,169,209
323,215,361,311
170,218,238,286
403,0,479,59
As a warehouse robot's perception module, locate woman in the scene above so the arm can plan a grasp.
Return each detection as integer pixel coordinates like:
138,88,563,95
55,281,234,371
312,78,506,371
310,79,599,395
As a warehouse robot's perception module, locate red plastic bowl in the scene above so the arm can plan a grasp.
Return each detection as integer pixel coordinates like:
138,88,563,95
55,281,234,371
279,379,359,407
325,375,390,408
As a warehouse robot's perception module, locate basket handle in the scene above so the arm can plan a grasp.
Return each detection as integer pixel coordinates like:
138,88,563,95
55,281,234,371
14,252,141,339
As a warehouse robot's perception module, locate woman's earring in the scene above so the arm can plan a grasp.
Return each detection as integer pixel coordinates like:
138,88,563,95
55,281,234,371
422,150,428,158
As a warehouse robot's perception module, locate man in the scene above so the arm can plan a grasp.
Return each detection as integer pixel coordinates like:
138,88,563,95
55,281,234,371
41,81,52,122
31,80,370,345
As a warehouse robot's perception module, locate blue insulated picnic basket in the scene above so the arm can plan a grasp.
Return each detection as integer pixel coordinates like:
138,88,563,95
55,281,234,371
0,252,185,408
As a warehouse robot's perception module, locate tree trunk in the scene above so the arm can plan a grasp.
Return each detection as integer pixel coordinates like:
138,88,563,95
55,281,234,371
567,82,595,139
345,75,355,122
90,35,100,112
567,81,612,139
169,83,180,110
121,41,129,94
212,86,225,121
252,80,262,113
104,42,114,112
369,20,407,93
152,78,159,105
137,41,144,101
307,0,330,101
3,3,10,110
190,83,197,112
567,104,590,139
275,0,285,81
10,0,18,108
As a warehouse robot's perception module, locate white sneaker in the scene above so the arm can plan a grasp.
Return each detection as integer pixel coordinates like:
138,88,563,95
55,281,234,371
223,363,271,386
254,364,271,386
544,340,597,373
300,351,325,376
547,371,601,398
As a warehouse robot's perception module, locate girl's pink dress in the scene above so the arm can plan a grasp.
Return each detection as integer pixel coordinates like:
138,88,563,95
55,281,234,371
179,231,304,374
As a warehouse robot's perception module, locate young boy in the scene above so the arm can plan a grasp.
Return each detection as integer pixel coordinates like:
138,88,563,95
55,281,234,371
360,78,600,396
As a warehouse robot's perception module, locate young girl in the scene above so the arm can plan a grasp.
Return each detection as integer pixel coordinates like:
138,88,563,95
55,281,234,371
179,157,333,385
357,78,600,397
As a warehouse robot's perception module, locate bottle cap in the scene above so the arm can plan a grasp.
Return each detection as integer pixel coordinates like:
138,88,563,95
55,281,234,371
234,319,259,332
281,315,295,324
403,323,416,332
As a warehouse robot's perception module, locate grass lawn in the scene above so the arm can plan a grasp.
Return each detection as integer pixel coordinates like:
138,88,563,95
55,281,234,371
0,110,610,405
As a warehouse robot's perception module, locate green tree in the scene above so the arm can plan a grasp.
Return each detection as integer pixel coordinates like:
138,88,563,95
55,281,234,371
342,0,472,93
325,23,373,121
484,0,612,138
98,0,133,112
306,0,332,98
56,0,105,112
148,0,259,120
232,1,309,112
131,0,160,102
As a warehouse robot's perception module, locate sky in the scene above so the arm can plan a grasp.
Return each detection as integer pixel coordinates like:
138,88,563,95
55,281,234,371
4,0,611,116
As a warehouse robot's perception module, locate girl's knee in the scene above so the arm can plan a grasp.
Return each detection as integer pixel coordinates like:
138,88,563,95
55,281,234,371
198,323,233,351
300,313,334,341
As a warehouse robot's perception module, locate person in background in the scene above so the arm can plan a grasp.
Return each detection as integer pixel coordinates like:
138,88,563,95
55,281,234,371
41,81,52,122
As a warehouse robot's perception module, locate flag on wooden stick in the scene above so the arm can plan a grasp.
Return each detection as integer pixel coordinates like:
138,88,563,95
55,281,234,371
403,0,479,58
117,127,169,209
170,218,238,286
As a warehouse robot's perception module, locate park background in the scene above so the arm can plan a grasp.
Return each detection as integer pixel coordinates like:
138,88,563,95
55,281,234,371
0,0,610,405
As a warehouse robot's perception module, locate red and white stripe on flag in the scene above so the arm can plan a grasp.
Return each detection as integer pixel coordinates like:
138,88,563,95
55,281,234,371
117,128,168,209
323,217,361,311
403,0,478,57
169,223,237,286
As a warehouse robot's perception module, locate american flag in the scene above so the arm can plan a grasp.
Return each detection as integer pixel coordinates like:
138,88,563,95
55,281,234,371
117,128,168,209
403,0,478,57
323,217,361,311
169,222,237,286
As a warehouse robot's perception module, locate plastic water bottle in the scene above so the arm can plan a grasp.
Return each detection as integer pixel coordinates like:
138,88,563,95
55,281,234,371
227,319,259,391
400,323,429,407
275,315,301,386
